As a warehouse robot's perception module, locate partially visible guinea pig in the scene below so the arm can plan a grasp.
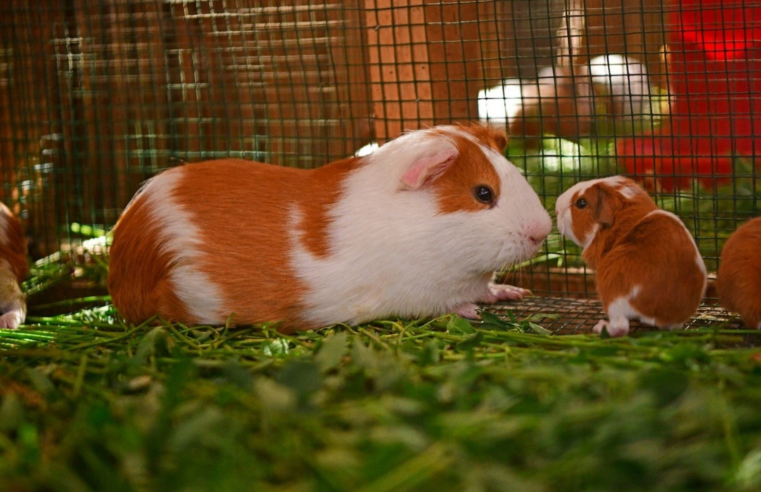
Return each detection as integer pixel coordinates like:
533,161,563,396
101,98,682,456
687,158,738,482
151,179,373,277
0,202,28,329
108,124,553,332
510,66,595,143
717,218,761,329
556,176,706,337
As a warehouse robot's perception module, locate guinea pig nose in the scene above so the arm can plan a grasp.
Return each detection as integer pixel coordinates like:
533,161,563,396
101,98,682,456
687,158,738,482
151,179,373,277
523,222,550,245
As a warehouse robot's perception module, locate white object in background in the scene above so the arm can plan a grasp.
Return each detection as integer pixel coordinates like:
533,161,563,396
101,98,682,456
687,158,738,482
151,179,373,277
477,79,523,126
589,54,651,117
355,142,379,157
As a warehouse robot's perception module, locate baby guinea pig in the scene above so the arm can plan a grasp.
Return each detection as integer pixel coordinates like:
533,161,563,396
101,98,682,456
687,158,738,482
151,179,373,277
556,176,707,337
717,217,761,329
0,203,28,329
108,124,553,332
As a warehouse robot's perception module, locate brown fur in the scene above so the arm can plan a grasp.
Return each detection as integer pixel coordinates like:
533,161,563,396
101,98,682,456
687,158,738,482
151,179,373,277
572,179,705,326
717,218,761,328
107,187,192,324
454,123,508,153
433,130,503,214
108,158,363,332
0,203,28,282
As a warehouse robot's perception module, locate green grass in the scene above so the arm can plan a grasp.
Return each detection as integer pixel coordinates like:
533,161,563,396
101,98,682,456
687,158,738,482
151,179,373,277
1,261,761,492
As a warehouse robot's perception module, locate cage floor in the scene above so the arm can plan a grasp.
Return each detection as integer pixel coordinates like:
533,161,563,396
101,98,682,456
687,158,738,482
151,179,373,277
486,296,745,335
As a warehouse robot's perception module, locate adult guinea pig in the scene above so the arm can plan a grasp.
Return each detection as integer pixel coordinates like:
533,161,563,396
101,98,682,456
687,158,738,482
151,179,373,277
108,124,553,332
0,203,28,329
556,176,706,337
717,218,761,329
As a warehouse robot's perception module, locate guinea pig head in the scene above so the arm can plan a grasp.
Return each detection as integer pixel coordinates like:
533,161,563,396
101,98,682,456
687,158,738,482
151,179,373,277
378,124,552,271
556,176,655,265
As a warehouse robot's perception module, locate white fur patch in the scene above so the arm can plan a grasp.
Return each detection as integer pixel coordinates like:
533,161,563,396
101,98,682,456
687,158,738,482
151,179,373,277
0,207,10,247
292,127,551,327
757,321,761,330
355,142,379,157
604,285,658,336
0,260,25,329
139,168,224,324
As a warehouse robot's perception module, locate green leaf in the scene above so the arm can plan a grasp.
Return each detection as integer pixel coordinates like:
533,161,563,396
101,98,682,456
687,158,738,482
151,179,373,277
315,332,347,372
254,378,296,412
262,338,289,357
418,340,440,366
447,316,475,334
276,361,322,399
528,322,551,336
456,332,484,351
135,327,171,361
480,311,512,330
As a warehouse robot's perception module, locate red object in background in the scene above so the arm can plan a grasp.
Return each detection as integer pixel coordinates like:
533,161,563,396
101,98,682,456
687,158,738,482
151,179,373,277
617,0,761,191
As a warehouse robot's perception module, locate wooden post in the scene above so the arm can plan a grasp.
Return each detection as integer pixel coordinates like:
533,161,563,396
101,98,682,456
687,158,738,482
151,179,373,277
365,0,494,142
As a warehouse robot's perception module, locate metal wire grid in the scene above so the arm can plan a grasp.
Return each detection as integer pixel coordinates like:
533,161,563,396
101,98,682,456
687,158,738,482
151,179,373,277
486,297,745,335
0,0,758,308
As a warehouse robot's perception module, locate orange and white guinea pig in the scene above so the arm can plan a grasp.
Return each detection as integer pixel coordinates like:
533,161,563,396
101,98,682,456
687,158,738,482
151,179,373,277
0,203,28,329
717,217,761,329
108,124,552,332
556,176,707,337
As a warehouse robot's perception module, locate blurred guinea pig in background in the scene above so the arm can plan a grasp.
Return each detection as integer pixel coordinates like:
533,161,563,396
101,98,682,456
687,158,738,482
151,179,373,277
478,54,655,142
0,202,28,329
108,124,553,332
717,218,761,329
556,176,706,338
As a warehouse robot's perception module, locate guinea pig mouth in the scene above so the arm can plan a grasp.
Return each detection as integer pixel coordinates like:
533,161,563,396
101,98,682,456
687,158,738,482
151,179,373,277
494,234,544,267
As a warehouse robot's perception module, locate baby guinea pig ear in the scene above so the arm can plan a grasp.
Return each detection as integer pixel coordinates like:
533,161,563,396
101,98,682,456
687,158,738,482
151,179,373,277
400,147,459,189
592,184,617,228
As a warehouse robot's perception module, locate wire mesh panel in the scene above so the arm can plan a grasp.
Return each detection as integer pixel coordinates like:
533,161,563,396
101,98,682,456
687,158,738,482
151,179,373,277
0,0,759,310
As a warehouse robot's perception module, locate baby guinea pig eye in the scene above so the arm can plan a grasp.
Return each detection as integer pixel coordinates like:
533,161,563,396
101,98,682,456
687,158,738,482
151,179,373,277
575,197,588,209
473,185,494,206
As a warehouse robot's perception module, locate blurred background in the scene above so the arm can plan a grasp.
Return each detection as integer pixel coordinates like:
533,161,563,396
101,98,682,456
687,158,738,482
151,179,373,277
1,0,759,299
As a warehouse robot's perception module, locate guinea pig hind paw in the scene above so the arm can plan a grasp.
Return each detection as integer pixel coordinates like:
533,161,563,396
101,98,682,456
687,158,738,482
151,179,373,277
454,303,482,320
485,283,529,302
593,318,629,338
0,310,24,330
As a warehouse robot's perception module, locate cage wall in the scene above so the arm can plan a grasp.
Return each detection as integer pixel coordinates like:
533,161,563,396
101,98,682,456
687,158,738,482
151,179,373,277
1,0,759,299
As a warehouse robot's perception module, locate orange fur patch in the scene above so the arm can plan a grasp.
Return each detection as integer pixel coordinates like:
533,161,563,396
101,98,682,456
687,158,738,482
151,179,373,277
432,131,502,214
455,123,508,152
595,212,706,326
108,190,191,324
108,157,361,333
717,218,761,328
300,158,363,258
0,203,28,282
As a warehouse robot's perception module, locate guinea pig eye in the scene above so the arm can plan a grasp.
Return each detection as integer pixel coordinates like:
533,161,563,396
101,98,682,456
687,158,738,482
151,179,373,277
575,198,588,209
474,185,494,205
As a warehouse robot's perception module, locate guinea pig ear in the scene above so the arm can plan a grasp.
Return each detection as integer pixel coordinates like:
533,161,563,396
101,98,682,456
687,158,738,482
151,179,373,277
492,132,508,152
593,185,616,228
400,148,458,189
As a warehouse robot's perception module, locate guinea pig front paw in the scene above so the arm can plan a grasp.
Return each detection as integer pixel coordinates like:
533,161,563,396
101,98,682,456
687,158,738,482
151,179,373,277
454,303,482,320
481,283,530,303
0,309,24,330
593,318,630,338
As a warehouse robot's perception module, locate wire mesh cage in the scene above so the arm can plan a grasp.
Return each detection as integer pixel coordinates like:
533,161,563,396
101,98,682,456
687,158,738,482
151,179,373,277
0,0,759,329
